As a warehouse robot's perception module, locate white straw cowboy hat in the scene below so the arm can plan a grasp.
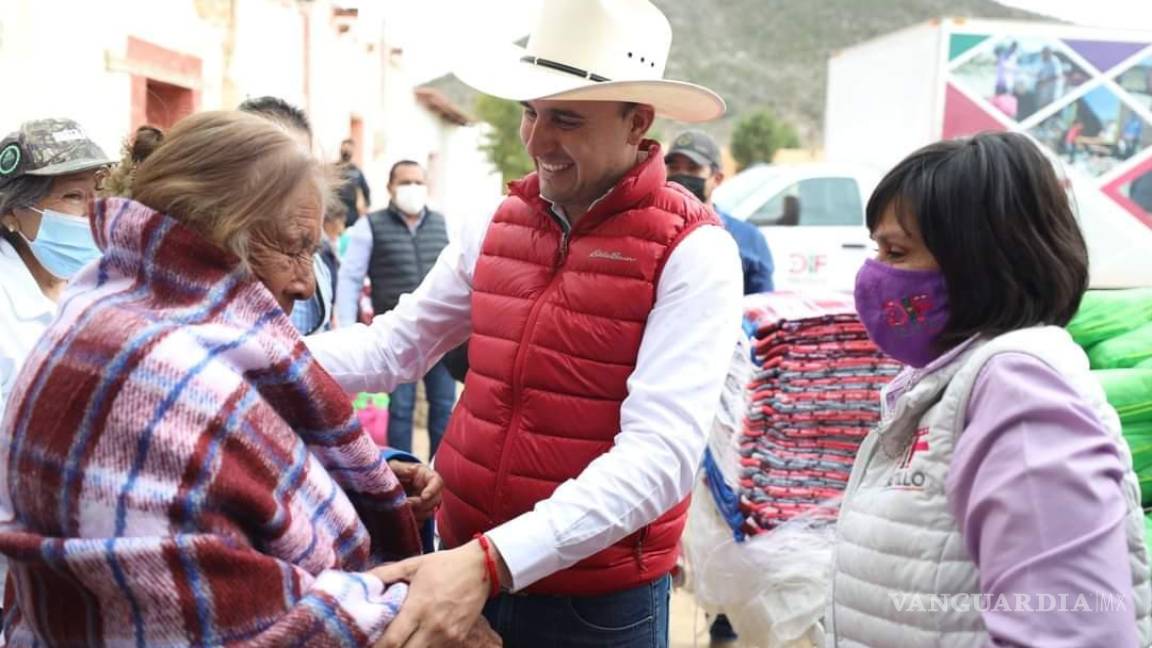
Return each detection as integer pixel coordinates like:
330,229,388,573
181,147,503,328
454,0,726,123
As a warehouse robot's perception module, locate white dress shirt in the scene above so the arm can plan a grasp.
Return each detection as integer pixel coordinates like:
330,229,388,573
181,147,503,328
306,199,743,590
0,238,56,425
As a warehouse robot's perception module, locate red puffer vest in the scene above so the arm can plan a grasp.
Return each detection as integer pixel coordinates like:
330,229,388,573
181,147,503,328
434,141,720,596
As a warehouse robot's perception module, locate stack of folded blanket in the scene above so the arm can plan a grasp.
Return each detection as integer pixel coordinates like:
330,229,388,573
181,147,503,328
737,306,901,535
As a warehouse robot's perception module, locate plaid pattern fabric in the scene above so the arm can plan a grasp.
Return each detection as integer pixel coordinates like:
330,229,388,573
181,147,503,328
0,198,421,647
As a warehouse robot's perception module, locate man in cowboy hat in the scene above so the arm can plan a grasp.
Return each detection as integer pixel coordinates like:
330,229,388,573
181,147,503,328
306,1,742,646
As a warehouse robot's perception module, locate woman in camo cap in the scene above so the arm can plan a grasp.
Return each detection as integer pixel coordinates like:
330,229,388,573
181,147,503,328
0,118,110,420
0,118,109,623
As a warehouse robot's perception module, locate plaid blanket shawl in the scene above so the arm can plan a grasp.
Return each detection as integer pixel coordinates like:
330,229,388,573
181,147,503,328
0,198,422,646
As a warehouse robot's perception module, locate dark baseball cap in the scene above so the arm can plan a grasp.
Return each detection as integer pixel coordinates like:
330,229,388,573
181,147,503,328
665,130,721,170
0,118,111,180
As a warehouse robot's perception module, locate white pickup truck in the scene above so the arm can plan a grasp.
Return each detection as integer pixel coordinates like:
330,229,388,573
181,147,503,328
712,163,879,293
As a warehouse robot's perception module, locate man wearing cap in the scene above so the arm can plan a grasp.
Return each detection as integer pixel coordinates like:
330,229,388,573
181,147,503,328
307,1,743,646
666,129,775,295
0,118,110,421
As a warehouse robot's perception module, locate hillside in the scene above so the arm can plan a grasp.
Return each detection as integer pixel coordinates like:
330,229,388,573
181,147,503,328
429,0,1052,144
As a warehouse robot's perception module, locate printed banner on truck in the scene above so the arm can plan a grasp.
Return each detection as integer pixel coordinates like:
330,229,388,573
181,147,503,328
945,32,1152,230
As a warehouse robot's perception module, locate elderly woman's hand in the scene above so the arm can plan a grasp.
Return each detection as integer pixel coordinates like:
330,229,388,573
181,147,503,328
463,616,503,647
387,460,443,523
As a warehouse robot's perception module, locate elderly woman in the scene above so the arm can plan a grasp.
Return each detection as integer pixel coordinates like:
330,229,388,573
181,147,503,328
0,111,486,646
0,119,110,421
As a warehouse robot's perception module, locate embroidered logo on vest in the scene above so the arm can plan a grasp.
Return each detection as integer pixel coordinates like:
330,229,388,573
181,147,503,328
590,249,637,262
900,427,930,468
887,427,930,490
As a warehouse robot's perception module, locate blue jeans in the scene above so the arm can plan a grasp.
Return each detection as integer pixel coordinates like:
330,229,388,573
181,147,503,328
388,359,456,457
482,575,671,648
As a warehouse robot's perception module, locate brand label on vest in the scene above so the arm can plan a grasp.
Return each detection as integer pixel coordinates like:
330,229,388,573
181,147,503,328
590,249,637,262
885,426,930,491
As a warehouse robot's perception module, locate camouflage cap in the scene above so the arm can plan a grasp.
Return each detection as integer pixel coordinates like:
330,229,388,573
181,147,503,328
665,129,722,171
0,118,111,180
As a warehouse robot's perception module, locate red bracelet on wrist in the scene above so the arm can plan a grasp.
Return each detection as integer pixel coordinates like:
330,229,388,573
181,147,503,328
474,533,501,599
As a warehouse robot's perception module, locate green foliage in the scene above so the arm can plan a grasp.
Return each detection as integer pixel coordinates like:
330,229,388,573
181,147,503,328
730,109,800,170
473,95,533,186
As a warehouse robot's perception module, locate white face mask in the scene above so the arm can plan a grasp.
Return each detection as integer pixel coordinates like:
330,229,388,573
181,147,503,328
393,184,428,216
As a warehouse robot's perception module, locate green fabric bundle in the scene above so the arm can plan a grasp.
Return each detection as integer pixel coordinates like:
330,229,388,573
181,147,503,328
1126,421,1152,509
1145,513,1152,559
1095,370,1152,426
1122,421,1152,506
1067,289,1152,348
353,392,389,411
1129,423,1152,474
1089,322,1152,370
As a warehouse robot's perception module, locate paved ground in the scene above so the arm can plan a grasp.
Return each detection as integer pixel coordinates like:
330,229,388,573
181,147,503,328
670,587,718,647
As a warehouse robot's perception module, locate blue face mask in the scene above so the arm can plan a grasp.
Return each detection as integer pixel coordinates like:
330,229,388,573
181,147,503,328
25,208,102,279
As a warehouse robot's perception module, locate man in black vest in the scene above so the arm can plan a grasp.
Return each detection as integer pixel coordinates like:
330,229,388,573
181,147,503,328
334,160,455,457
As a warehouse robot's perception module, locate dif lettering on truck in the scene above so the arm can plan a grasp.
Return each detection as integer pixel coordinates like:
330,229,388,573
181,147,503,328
790,253,828,276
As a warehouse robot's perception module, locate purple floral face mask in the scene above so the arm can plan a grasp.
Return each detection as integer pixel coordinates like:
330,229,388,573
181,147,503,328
853,259,950,368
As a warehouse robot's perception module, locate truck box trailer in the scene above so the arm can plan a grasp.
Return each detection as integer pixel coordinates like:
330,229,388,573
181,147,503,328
824,17,1152,288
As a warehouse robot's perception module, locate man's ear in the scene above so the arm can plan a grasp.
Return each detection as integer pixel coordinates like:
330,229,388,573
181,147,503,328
627,105,657,145
713,170,726,186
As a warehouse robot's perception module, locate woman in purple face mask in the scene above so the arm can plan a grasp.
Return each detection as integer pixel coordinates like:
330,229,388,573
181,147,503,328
829,132,1151,647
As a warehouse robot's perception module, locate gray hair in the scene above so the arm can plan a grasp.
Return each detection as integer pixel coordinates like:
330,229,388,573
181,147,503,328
0,175,54,216
131,110,328,269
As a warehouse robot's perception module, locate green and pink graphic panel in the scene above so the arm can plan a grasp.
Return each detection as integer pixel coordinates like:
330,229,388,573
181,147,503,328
945,31,1152,229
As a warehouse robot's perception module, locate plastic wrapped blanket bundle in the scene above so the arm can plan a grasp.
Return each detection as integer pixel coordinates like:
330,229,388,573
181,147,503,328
683,292,899,647
685,476,834,647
